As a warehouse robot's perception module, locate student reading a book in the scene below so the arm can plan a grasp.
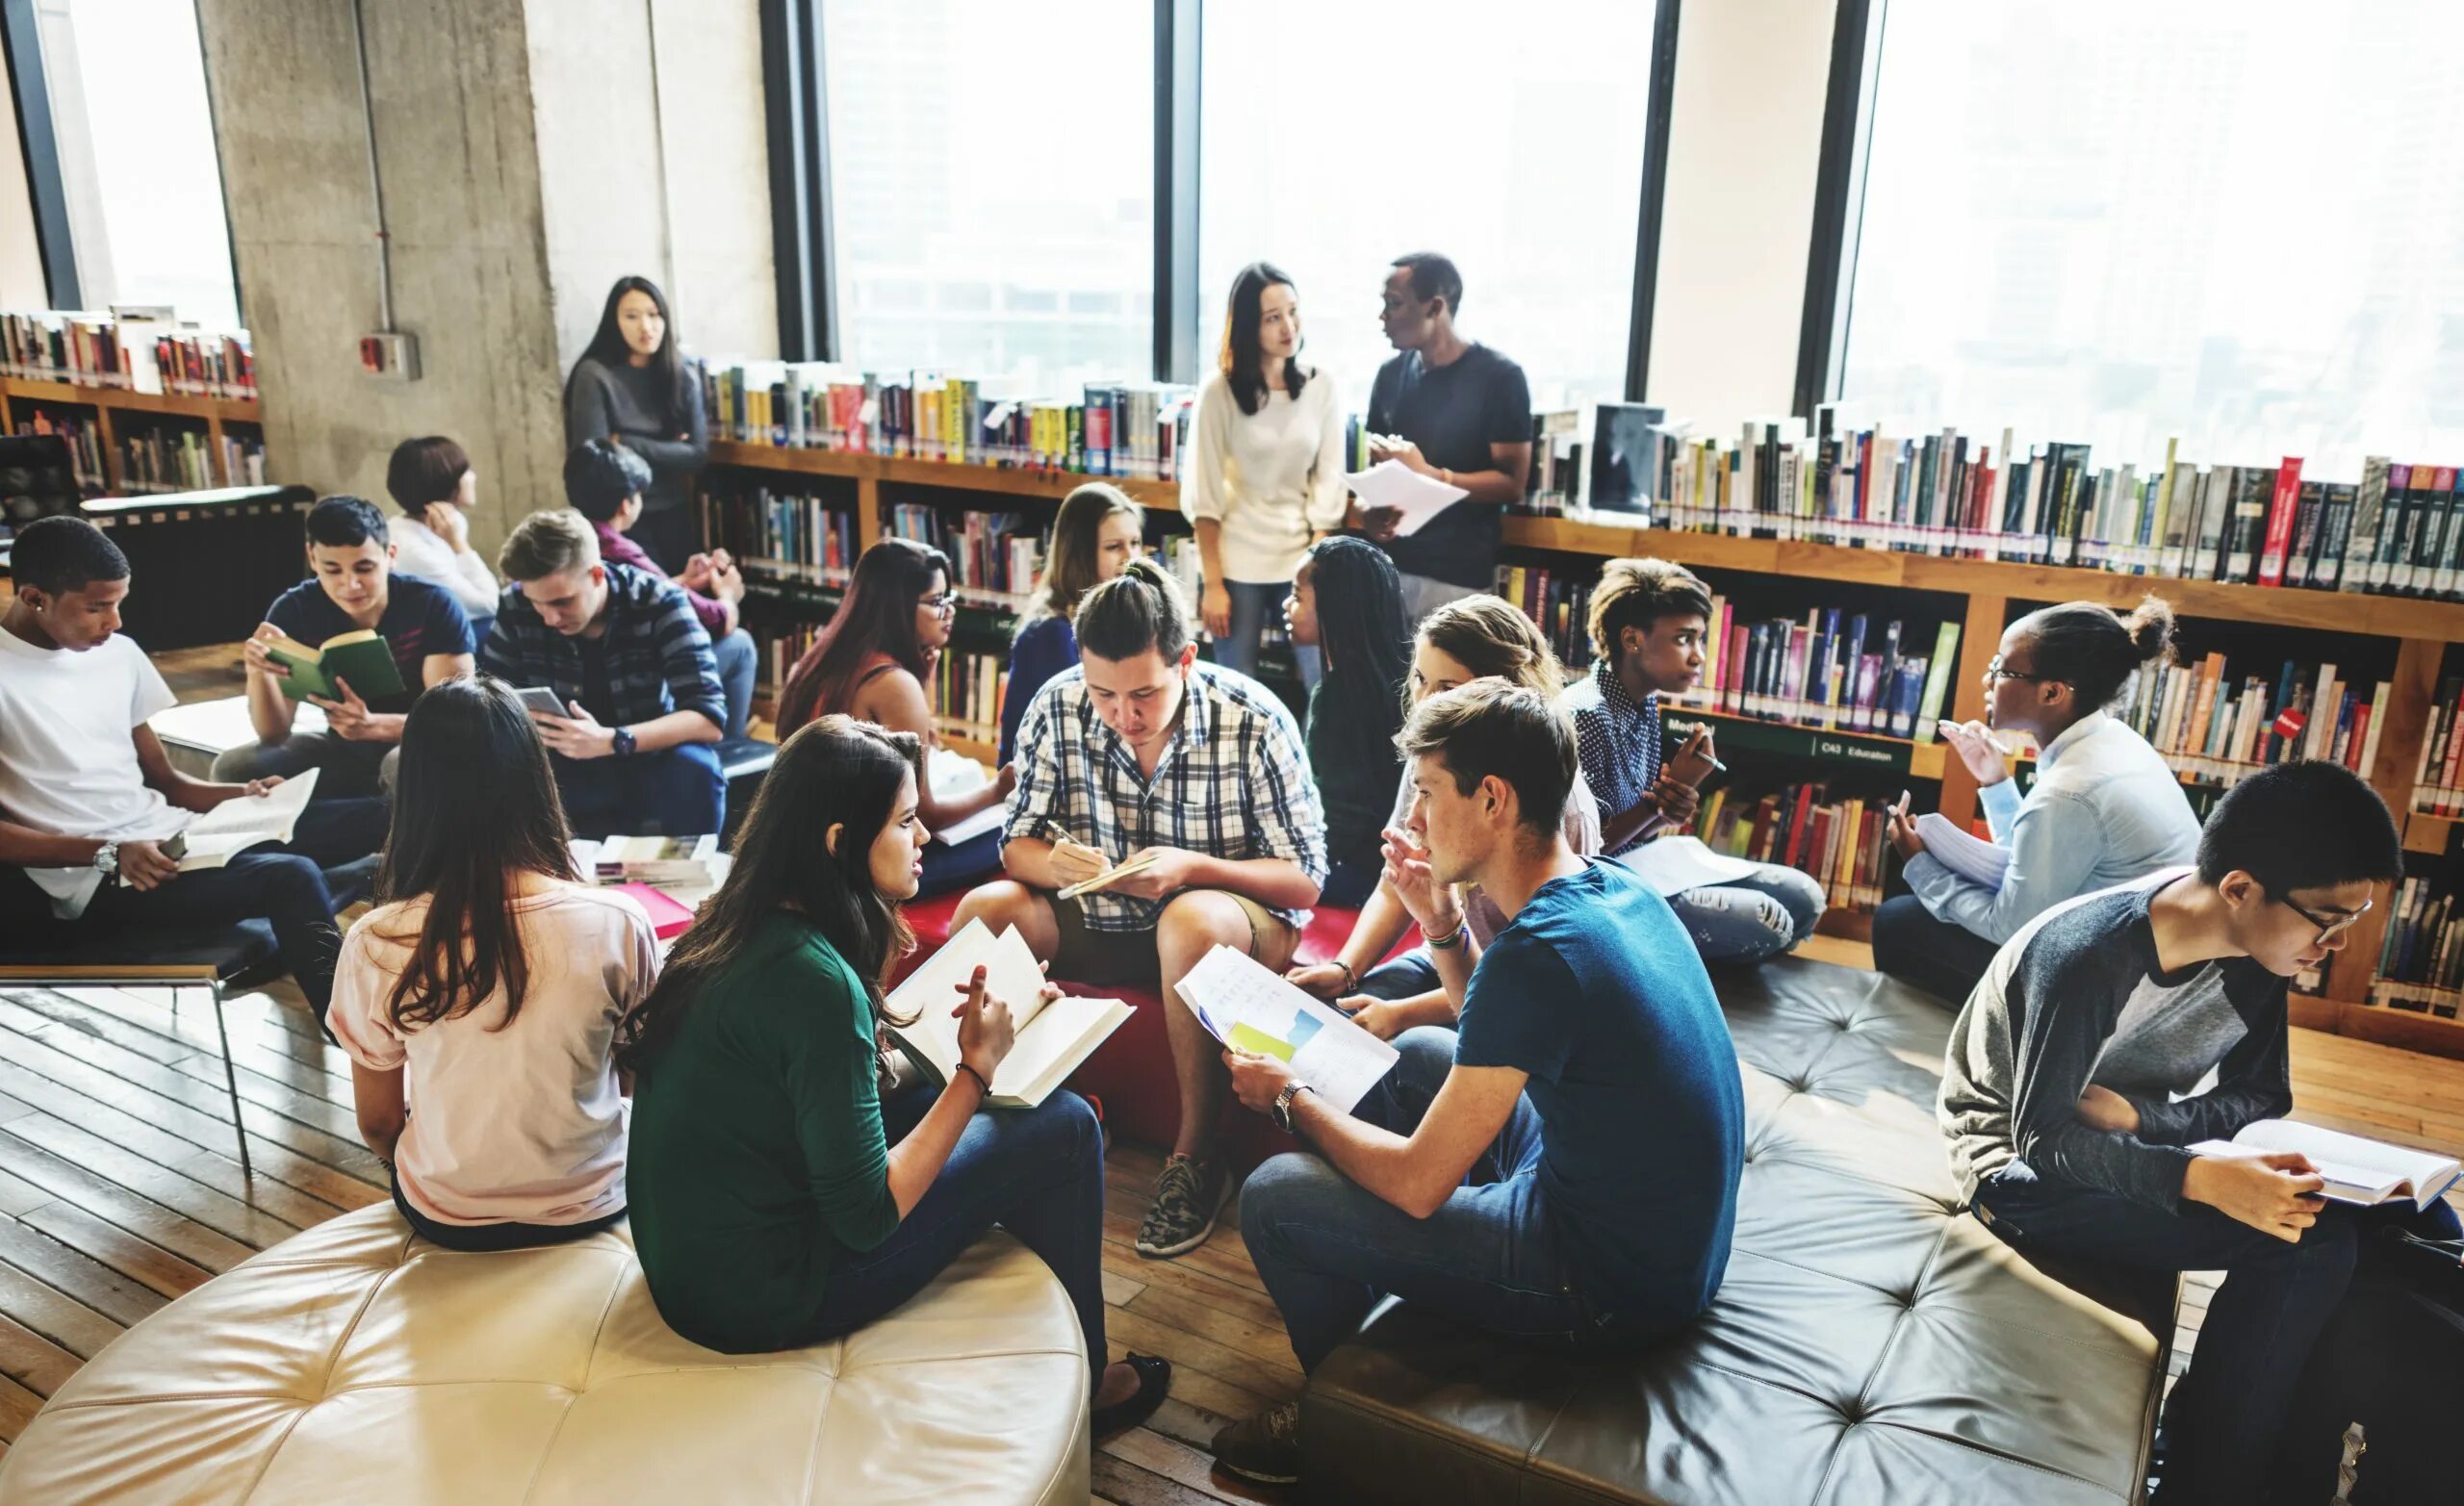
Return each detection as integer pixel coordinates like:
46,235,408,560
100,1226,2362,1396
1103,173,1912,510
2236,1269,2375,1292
1286,594,1602,1039
1875,596,2202,1005
1351,253,1534,622
953,559,1327,1259
621,715,1171,1433
1939,761,2456,1505
218,495,477,800
1568,558,1825,964
563,438,755,738
1283,537,1411,907
382,435,499,625
563,275,707,572
1000,482,1142,763
479,509,726,840
1187,262,1348,684
0,517,389,1030
777,536,1014,895
1210,679,1743,1486
328,676,653,1251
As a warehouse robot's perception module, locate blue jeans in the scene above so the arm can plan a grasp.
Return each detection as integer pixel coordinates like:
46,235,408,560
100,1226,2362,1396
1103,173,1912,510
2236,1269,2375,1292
1870,893,2001,1006
1321,856,1379,910
554,743,725,839
1665,861,1826,964
1241,1026,1656,1373
1359,946,1438,1001
712,627,757,740
1215,578,1322,690
804,1086,1110,1391
917,828,1001,898
1972,1161,2463,1505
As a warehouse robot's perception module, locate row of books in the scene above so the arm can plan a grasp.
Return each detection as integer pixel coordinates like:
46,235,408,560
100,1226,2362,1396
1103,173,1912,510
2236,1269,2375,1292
703,361,1197,481
2104,655,2392,786
2369,874,2464,1019
1494,562,1599,674
2404,676,2464,816
1690,782,1889,913
696,480,858,582
886,504,1042,608
1674,603,1962,744
0,311,257,398
932,647,1009,748
18,412,104,491
116,429,220,494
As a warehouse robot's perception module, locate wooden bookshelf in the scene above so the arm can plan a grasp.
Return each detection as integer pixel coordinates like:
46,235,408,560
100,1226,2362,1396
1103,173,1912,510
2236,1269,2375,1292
0,375,264,492
2406,810,2457,857
705,444,2464,1054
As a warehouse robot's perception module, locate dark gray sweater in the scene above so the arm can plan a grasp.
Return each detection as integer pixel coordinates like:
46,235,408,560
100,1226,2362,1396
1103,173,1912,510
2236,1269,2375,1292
565,356,709,516
1939,870,2294,1213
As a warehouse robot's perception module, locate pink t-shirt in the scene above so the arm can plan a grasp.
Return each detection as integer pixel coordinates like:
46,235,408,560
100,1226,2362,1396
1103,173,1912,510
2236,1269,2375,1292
329,883,657,1227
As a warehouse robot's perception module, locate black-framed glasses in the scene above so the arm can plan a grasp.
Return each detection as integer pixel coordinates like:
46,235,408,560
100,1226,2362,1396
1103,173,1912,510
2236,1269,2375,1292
921,593,958,615
2272,890,2371,945
1983,653,2049,683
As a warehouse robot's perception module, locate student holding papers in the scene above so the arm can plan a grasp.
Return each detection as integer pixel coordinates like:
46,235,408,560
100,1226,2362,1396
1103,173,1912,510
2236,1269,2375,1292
1939,763,2459,1506
622,715,1171,1433
1566,558,1825,963
953,559,1327,1260
1876,596,2200,1005
0,518,387,1030
1210,680,1743,1488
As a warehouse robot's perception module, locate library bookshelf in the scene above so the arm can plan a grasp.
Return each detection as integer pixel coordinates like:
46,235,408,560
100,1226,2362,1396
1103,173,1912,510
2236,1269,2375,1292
0,376,264,493
706,440,2464,1058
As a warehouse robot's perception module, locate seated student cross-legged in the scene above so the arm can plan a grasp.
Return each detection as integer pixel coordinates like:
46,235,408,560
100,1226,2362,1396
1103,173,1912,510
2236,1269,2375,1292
1940,761,2460,1506
329,676,651,1251
622,716,1170,1433
953,558,1328,1260
219,495,477,799
479,508,726,840
1213,680,1746,1487
0,517,388,1031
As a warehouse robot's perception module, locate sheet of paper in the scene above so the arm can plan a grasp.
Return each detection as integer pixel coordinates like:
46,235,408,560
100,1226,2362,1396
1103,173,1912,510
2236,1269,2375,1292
177,768,321,870
1343,459,1470,538
1173,945,1400,1113
1614,835,1766,899
1914,812,2012,890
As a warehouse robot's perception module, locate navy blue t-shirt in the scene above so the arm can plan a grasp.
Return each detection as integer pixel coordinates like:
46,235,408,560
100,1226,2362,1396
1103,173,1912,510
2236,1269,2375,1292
1456,859,1744,1329
265,574,474,715
1366,343,1532,589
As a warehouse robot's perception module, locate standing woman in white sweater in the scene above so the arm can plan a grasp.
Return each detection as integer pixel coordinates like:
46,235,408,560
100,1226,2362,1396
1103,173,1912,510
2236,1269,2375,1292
1187,263,1348,687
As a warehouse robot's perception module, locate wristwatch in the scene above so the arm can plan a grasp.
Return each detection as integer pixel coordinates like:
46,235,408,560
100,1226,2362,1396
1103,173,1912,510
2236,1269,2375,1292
90,839,119,878
610,727,637,758
1271,1081,1315,1135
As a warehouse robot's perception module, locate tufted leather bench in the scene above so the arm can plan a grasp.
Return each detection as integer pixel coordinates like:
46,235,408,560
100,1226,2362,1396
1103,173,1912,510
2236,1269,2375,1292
1300,957,2175,1506
0,1205,1091,1505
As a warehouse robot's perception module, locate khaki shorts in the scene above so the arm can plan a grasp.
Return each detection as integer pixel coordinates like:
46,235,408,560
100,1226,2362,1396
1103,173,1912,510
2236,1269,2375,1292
1049,890,1298,986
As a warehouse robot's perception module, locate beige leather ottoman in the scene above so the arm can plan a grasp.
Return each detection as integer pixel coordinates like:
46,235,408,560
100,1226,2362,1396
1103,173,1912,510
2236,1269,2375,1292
0,1207,1090,1505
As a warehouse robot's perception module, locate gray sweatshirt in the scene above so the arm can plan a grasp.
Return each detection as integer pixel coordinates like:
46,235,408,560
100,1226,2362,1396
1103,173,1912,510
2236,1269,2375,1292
565,355,709,516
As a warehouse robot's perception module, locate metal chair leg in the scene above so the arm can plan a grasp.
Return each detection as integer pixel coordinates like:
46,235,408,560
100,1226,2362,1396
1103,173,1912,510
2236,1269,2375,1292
208,982,253,1181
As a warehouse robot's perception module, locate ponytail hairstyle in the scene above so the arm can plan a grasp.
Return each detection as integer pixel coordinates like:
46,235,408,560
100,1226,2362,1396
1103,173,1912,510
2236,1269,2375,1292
2017,595,2179,711
1074,556,1194,663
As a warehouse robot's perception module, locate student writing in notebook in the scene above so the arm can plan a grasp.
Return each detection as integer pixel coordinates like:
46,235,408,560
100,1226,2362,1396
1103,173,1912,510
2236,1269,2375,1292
0,517,388,1031
220,495,476,799
1566,557,1825,964
1939,762,2459,1506
621,716,1170,1435
1875,596,2200,1005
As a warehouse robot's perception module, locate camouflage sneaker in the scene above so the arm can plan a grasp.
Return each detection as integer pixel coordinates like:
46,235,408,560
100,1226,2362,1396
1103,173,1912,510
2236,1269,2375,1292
1134,1154,1227,1259
1211,1400,1301,1485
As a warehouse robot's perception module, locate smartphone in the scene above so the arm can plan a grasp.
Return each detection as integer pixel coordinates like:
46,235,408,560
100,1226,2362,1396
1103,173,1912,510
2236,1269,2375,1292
513,686,569,717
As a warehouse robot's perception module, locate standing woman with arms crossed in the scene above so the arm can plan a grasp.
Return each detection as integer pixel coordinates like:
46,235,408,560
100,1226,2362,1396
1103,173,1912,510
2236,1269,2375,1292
1185,263,1348,685
565,276,708,573
1001,483,1142,763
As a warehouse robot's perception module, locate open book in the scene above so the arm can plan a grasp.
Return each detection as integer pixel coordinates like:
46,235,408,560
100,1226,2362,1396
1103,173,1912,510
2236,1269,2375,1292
1173,945,1400,1113
2190,1120,2462,1210
1914,811,2012,889
263,628,404,701
176,768,321,872
883,919,1133,1109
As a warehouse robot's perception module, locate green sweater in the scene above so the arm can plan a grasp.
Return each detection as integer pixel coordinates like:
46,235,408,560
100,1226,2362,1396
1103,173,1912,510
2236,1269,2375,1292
627,911,900,1352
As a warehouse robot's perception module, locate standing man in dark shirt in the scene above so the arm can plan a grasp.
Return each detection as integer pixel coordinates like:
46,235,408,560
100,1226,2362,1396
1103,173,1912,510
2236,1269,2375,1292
1356,254,1534,621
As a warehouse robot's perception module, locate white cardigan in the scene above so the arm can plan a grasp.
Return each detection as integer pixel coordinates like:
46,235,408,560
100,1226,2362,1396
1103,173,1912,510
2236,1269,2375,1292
1182,369,1348,584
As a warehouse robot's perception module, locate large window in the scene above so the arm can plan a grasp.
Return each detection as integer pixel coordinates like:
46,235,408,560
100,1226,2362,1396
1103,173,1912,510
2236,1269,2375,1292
822,0,1152,389
1196,0,1656,411
1835,0,2464,464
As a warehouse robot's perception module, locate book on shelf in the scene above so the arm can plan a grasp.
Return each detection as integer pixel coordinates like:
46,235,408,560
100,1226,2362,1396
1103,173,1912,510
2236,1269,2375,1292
2103,651,2390,788
1522,409,1585,516
697,478,858,580
2188,1121,2459,1210
887,504,1042,605
1683,599,1956,744
1684,780,1886,913
18,410,106,490
932,646,1009,750
1582,402,1664,517
2405,672,2464,816
886,918,1133,1108
0,309,255,397
116,425,218,494
2373,873,2464,1019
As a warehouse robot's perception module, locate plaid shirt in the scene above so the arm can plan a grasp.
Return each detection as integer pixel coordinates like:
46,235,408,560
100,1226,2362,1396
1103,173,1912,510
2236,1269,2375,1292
1006,661,1327,932
1564,657,1662,856
479,562,724,732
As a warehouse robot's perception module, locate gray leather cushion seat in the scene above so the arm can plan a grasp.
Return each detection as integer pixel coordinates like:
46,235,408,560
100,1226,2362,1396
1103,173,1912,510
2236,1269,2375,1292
1300,957,2173,1506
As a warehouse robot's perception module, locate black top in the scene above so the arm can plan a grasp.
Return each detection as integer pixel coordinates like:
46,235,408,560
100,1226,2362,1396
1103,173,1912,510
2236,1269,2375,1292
1366,344,1532,588
265,574,474,716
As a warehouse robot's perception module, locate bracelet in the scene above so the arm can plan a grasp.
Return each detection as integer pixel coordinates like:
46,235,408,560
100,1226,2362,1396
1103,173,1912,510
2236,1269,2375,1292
1425,918,1470,951
1334,958,1358,995
955,1062,992,1097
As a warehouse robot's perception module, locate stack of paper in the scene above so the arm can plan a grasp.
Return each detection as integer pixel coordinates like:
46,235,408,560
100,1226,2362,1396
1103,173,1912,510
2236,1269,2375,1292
1173,945,1400,1112
1343,460,1470,538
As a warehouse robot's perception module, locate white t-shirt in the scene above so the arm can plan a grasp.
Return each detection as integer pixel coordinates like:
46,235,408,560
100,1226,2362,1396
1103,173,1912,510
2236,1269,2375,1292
328,882,656,1227
388,513,500,617
0,626,188,917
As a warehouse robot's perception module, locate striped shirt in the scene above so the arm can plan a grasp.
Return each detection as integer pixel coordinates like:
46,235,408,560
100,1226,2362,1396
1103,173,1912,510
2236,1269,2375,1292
1005,661,1328,932
1564,658,1663,856
479,563,724,731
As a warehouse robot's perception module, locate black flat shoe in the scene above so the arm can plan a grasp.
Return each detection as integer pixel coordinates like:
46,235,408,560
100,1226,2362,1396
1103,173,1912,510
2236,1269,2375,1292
1091,1352,1171,1436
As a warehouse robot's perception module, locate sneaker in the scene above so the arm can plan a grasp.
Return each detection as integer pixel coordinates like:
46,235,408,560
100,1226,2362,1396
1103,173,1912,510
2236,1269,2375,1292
1211,1400,1301,1485
1135,1154,1228,1259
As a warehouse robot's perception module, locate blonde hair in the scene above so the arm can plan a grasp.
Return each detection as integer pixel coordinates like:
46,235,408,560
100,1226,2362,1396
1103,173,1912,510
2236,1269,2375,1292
1027,483,1142,627
1416,594,1566,698
497,508,601,582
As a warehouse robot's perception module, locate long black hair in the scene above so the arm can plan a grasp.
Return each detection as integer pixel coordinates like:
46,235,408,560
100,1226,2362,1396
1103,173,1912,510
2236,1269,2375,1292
372,676,579,1033
1304,537,1411,779
1220,262,1310,417
777,536,951,734
567,274,691,419
618,715,920,1073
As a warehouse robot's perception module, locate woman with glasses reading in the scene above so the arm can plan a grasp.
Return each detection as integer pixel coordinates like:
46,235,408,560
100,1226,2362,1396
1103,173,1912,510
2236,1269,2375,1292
779,538,1013,894
1872,595,2200,1005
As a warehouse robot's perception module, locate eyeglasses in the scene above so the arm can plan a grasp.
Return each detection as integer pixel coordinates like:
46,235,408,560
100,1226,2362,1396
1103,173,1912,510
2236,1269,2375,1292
1983,654,2050,683
920,594,958,615
2272,890,2371,945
